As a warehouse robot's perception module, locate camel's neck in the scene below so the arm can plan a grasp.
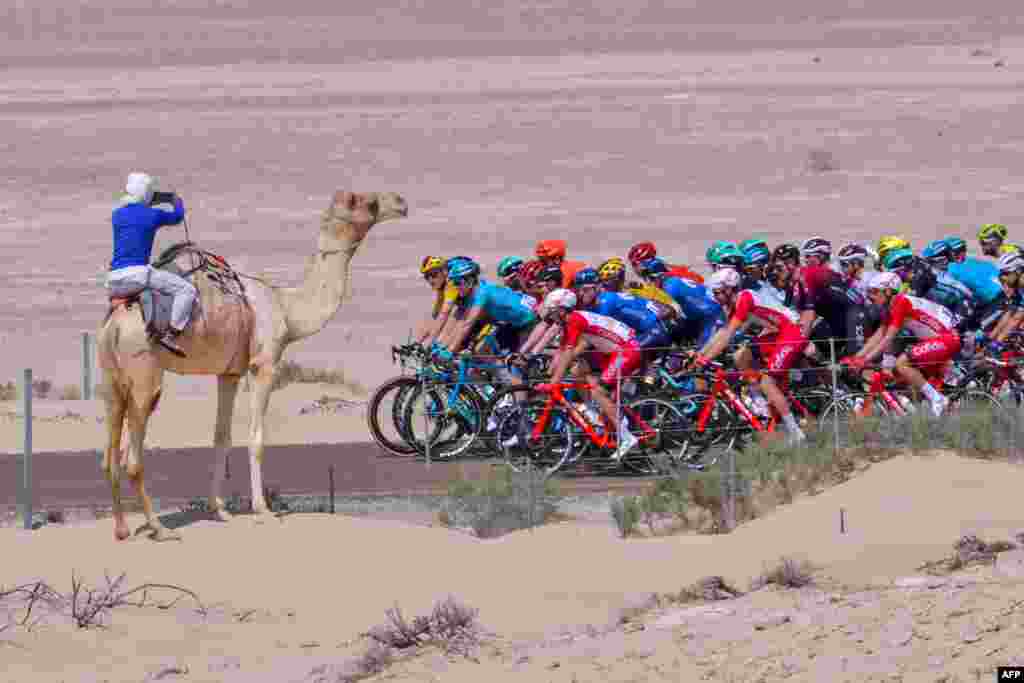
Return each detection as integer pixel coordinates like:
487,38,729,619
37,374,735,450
280,239,358,343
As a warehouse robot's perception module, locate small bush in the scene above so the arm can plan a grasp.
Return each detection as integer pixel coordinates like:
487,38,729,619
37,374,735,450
0,381,16,401
45,510,66,525
751,557,815,590
271,360,366,395
442,467,562,538
920,534,1018,574
31,379,53,399
675,576,744,603
56,384,82,401
609,497,642,538
807,148,839,173
364,596,480,656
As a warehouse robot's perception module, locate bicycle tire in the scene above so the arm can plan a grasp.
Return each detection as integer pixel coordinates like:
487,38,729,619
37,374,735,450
670,392,739,467
488,385,577,474
621,397,690,475
366,376,420,456
402,381,486,460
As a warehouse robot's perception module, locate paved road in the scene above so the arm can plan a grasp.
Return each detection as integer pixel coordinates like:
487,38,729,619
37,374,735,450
0,442,647,510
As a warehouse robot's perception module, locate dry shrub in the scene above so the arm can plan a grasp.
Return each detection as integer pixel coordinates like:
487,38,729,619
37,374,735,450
609,496,642,538
31,379,52,399
443,466,562,538
919,534,1018,574
806,148,839,173
0,382,16,401
751,557,815,590
270,360,366,395
674,576,744,604
364,596,480,656
56,384,81,401
45,510,65,525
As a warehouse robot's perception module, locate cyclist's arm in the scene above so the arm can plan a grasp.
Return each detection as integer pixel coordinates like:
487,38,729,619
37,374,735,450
518,320,557,354
448,305,484,352
993,308,1024,343
799,309,817,337
548,337,588,382
421,300,457,346
856,324,895,364
698,317,743,361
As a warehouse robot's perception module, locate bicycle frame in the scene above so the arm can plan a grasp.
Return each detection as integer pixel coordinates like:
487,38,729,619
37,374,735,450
695,367,816,434
529,381,658,450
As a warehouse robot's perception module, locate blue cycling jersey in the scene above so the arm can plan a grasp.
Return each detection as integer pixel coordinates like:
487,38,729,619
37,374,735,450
464,280,538,328
947,258,1002,305
589,291,662,335
661,276,723,323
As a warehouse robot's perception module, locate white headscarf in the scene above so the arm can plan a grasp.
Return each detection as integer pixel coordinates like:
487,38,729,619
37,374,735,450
119,172,155,206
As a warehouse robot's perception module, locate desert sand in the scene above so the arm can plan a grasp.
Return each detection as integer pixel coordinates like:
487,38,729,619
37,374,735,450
5,1,1024,681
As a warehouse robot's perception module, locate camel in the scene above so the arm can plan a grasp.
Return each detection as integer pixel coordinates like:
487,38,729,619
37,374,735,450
97,190,408,541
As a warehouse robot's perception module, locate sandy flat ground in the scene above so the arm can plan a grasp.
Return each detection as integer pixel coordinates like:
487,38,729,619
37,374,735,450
3,452,1024,682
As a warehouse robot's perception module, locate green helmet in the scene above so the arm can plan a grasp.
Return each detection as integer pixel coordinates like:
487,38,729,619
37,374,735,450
882,247,914,271
497,256,524,278
706,241,739,265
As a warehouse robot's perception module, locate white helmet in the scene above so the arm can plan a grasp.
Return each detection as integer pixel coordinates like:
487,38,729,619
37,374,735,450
868,271,902,292
542,288,577,315
707,267,741,292
124,172,155,204
997,252,1024,274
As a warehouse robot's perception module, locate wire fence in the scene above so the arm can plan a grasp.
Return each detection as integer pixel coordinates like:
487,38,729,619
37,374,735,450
377,333,1024,533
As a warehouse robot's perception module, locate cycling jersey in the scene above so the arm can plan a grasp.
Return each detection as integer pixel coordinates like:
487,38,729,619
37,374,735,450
588,291,672,351
731,288,801,334
885,294,956,339
624,283,683,316
660,275,725,346
463,280,538,329
947,257,1002,305
914,270,975,331
667,264,704,284
432,282,459,319
799,264,866,332
561,310,637,352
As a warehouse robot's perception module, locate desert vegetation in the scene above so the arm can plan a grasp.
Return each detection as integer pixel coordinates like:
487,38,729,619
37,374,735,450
0,378,84,401
438,466,564,538
269,360,367,395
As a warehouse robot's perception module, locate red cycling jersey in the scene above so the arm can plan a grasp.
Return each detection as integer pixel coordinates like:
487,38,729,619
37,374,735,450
885,294,955,339
561,310,637,352
730,289,801,334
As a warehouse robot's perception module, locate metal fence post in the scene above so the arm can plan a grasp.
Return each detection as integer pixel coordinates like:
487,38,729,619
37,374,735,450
423,375,431,467
829,337,839,456
20,368,33,530
82,332,94,400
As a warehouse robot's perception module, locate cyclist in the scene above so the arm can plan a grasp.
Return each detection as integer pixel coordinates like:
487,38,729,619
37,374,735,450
887,247,975,334
640,257,726,347
628,241,704,283
597,257,683,316
797,239,873,358
497,256,525,291
690,268,810,444
978,223,1022,258
707,243,745,272
535,239,587,288
837,243,872,297
542,288,644,460
876,235,911,271
535,263,566,299
417,256,461,347
517,259,546,299
845,271,960,417
983,252,1024,351
573,267,675,362
945,240,1006,333
945,236,968,264
442,258,539,357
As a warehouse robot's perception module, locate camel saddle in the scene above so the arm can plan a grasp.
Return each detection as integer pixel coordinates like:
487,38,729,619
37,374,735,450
107,241,247,338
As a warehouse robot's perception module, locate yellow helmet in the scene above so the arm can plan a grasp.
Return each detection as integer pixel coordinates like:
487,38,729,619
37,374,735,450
876,235,910,261
998,243,1021,256
978,223,1008,242
420,255,446,275
598,257,626,280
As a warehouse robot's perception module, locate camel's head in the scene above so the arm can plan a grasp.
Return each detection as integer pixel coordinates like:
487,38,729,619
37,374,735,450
321,191,408,248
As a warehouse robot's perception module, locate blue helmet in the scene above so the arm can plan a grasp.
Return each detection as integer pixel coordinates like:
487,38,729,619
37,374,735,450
572,267,600,287
638,257,668,276
447,257,480,281
921,239,951,264
945,236,967,254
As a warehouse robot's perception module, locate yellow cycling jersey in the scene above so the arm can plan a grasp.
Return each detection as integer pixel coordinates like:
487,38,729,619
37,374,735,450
432,282,460,319
625,283,684,317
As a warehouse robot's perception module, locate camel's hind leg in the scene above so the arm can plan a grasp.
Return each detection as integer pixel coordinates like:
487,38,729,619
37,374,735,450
124,383,180,542
102,374,131,541
210,374,241,521
247,363,275,519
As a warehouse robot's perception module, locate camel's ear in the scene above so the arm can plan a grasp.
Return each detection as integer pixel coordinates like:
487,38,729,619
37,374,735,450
333,191,357,212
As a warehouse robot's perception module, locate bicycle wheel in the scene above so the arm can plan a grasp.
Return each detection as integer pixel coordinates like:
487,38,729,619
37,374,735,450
402,382,485,460
947,388,1003,415
491,387,575,474
670,393,740,468
366,376,420,456
621,397,690,474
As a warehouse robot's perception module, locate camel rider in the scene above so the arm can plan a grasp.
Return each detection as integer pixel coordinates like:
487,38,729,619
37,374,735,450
107,172,194,357
978,223,1022,258
875,235,911,271
597,257,682,315
497,256,525,291
535,239,587,289
627,241,704,283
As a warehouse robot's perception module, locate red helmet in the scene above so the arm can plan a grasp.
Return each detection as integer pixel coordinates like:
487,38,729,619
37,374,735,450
628,242,657,265
518,259,545,286
535,239,567,260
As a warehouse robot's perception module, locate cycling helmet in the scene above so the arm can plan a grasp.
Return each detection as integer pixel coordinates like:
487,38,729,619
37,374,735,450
739,238,769,253
535,239,567,260
715,246,745,270
598,257,627,280
868,271,902,292
447,257,480,281
572,267,600,287
978,223,1008,242
877,235,910,261
628,242,657,264
537,264,564,284
542,288,577,313
882,247,914,272
707,267,742,292
945,236,967,254
771,243,800,263
800,236,832,260
639,257,669,276
742,242,771,266
997,252,1024,274
837,243,869,265
497,256,524,278
706,241,738,265
518,259,545,286
921,239,952,266
420,255,446,275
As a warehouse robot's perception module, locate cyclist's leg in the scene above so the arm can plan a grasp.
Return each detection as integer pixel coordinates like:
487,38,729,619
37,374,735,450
759,328,809,434
590,346,643,432
897,334,960,411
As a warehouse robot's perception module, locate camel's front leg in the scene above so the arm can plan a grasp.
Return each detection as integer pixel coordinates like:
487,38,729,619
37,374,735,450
247,364,275,520
102,378,130,541
125,390,180,542
210,374,241,521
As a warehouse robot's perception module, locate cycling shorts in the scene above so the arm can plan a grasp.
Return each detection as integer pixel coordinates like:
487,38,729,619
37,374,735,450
754,327,809,379
584,341,644,386
906,333,960,380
